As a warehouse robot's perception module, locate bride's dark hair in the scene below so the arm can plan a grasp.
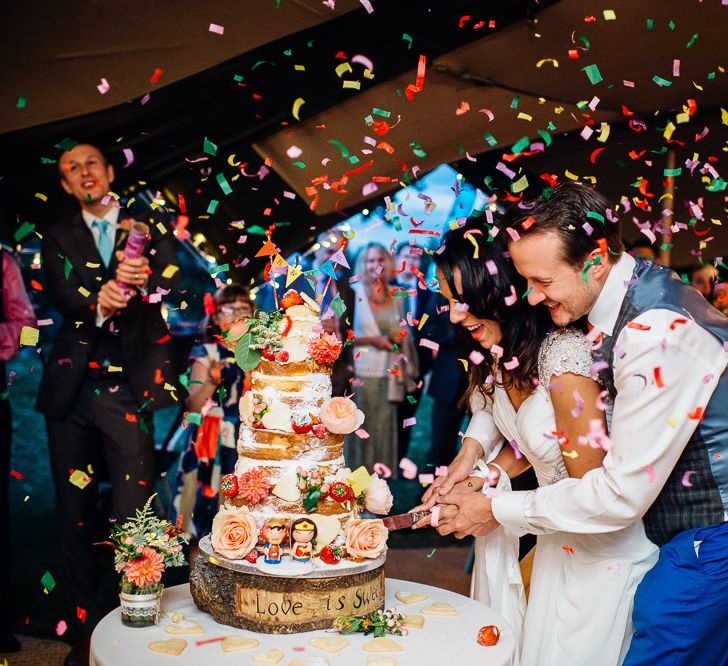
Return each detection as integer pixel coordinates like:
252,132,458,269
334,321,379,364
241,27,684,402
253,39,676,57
434,216,553,407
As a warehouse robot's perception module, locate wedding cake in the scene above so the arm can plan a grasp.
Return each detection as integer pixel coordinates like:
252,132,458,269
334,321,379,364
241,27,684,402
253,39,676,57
190,290,392,633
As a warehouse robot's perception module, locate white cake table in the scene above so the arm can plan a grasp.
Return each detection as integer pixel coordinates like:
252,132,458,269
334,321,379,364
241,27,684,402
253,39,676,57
90,579,517,665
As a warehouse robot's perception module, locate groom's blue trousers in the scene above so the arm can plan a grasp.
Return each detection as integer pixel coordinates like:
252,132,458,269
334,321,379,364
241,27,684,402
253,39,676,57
624,521,728,666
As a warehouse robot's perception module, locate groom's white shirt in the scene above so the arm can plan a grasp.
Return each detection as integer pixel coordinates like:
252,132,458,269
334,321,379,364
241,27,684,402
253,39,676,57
489,253,728,537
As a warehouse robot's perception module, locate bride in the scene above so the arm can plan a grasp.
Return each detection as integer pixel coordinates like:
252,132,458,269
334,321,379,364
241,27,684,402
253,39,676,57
417,219,658,665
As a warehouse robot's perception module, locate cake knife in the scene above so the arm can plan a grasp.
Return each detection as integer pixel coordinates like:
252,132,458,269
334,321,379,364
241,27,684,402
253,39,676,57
381,510,431,531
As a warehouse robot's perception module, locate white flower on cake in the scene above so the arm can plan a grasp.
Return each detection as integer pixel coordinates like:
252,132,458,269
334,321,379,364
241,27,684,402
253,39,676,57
319,397,365,434
211,505,258,560
364,474,394,515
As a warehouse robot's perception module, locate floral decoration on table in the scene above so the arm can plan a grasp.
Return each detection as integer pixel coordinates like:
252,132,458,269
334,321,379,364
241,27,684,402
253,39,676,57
109,494,187,594
333,608,406,637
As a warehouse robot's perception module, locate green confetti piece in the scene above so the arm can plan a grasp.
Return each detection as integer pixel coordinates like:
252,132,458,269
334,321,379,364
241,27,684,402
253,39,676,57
291,161,306,168
511,136,530,154
186,412,202,425
426,548,437,559
14,221,35,242
646,18,654,31
327,139,359,164
247,225,267,235
546,121,556,131
41,570,56,592
40,156,57,164
233,74,244,83
55,138,78,151
251,60,275,71
454,142,464,155
402,33,413,49
707,71,715,80
686,33,699,48
64,256,72,280
216,172,233,195
668,19,675,30
217,385,227,404
652,75,672,87
579,35,590,51
372,108,391,118
16,95,26,109
406,395,418,405
207,199,219,214
392,216,402,232
203,136,218,156
410,141,427,158
139,419,149,434
483,132,497,147
211,263,230,277
663,168,682,177
586,211,605,223
510,95,520,109
537,129,552,146
582,64,603,85
522,285,533,299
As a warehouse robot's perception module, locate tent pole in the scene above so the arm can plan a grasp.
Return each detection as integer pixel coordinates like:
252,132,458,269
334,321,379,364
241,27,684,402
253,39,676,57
660,150,676,267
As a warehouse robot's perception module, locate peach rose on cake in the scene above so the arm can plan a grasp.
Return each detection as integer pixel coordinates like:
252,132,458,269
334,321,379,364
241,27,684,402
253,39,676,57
210,506,258,559
364,473,394,515
345,519,388,559
319,397,364,434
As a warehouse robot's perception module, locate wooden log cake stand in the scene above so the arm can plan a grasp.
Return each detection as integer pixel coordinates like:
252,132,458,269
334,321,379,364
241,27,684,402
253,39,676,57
190,536,386,634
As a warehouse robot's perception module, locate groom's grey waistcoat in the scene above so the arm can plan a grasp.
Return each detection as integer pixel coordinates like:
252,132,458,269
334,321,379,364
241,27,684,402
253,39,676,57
594,260,728,546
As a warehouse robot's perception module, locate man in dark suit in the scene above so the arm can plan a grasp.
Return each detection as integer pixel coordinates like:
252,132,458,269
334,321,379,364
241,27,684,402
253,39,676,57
36,143,181,649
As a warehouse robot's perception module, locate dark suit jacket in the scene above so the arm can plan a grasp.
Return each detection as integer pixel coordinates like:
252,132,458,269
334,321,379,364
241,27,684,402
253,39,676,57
36,208,183,419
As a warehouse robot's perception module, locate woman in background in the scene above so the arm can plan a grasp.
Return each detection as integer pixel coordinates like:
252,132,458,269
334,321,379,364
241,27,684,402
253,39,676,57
346,242,418,474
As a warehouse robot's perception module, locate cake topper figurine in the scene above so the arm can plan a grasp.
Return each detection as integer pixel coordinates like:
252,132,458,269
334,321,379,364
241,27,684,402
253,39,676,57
261,517,288,564
290,518,317,563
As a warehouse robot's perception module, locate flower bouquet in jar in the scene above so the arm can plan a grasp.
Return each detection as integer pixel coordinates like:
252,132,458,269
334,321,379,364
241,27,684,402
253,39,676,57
109,494,187,626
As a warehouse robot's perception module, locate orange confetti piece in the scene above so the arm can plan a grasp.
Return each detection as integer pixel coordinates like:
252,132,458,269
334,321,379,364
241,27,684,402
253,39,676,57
687,407,705,421
654,367,665,388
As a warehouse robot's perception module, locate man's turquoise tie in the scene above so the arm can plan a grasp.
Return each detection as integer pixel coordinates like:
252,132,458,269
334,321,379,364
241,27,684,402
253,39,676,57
92,219,113,267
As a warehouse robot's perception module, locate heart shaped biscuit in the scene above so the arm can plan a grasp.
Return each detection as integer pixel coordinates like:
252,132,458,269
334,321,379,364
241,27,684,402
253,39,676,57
310,514,342,551
402,614,424,629
421,602,458,616
362,637,403,653
165,620,204,635
252,648,285,664
147,638,187,656
394,591,427,605
272,475,301,503
367,657,398,666
221,635,259,652
309,636,348,654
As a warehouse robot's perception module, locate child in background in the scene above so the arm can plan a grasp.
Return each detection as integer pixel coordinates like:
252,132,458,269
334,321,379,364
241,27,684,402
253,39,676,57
171,285,252,539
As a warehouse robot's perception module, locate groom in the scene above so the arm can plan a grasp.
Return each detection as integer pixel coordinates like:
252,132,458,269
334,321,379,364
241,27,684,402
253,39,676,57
425,183,728,664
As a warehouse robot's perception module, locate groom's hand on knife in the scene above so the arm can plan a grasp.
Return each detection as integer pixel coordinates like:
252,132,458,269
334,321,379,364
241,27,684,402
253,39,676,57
435,492,499,539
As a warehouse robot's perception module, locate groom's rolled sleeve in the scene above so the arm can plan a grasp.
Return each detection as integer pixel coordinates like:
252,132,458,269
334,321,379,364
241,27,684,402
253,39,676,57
492,310,726,537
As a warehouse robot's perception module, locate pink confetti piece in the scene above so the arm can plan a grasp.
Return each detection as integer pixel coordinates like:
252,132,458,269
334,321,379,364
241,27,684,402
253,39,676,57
485,260,498,275
479,108,495,121
490,344,504,359
351,54,374,72
430,505,441,527
96,78,110,95
373,462,392,479
673,59,681,77
469,350,485,365
508,439,522,460
578,419,613,450
503,356,520,370
643,465,656,484
140,93,151,105
570,390,584,417
453,302,470,313
419,339,440,352
402,417,417,428
209,23,224,35
418,473,434,485
195,637,225,646
286,145,303,158
681,471,695,487
359,0,374,13
36,318,54,326
504,286,518,306
122,148,134,168
56,620,67,636
435,466,448,477
398,457,418,480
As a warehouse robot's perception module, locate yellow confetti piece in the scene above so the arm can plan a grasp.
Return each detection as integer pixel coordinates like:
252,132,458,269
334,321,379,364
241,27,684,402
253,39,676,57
69,469,92,489
603,9,616,20
663,122,676,140
78,287,91,298
658,193,674,202
721,108,728,125
363,69,374,80
466,233,480,258
85,262,101,268
597,123,611,143
294,64,305,71
292,97,305,120
564,170,579,181
517,112,533,121
343,80,361,90
162,264,179,279
458,358,469,371
561,449,579,459
335,62,353,77
156,222,167,235
667,418,677,428
34,192,48,202
418,313,429,331
20,326,39,346
675,112,690,124
227,153,241,167
554,106,564,114
512,175,529,193
536,58,559,68
108,365,123,373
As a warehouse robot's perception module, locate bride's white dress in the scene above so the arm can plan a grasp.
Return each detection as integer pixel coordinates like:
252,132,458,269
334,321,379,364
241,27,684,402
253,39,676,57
466,329,658,666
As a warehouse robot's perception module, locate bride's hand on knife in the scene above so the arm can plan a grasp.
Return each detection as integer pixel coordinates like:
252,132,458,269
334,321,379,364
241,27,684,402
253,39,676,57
434,492,499,539
415,437,485,512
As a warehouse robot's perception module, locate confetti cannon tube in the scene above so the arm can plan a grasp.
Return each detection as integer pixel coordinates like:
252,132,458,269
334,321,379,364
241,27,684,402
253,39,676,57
118,221,149,294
